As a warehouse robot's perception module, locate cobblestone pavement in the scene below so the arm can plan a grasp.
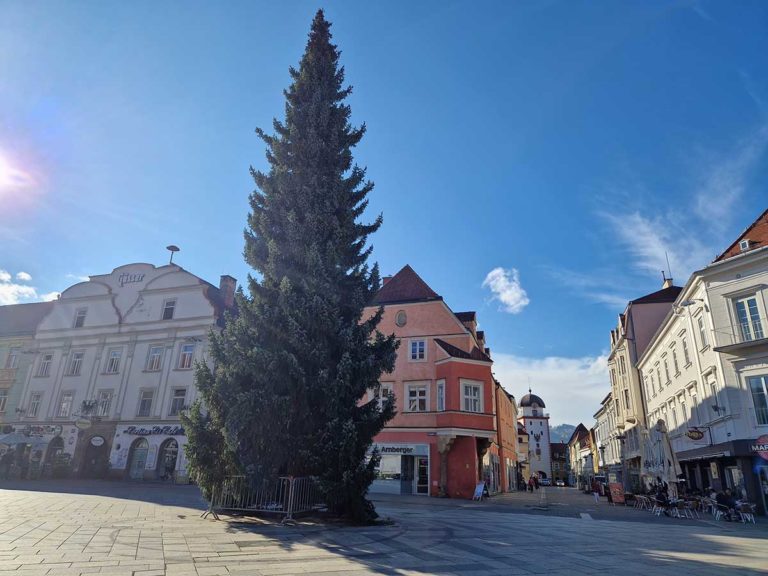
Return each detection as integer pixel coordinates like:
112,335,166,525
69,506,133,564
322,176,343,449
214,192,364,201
0,481,766,576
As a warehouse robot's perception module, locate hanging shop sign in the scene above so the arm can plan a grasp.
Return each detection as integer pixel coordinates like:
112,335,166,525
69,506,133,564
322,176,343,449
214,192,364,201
125,425,184,436
75,418,92,430
750,434,768,461
685,428,705,441
90,436,105,447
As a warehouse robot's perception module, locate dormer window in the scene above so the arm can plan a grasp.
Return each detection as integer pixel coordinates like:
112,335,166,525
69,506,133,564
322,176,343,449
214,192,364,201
739,239,751,252
73,308,87,328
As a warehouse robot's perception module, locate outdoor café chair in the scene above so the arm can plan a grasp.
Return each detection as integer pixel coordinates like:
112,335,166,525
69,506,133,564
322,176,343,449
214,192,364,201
714,504,731,521
738,503,756,524
685,499,701,519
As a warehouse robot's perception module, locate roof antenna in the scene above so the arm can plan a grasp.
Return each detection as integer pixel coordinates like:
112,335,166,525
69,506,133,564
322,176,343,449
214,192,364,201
527,376,532,395
665,251,672,281
166,245,180,264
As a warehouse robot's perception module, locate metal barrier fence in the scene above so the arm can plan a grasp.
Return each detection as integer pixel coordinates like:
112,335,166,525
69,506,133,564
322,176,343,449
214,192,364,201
204,475,323,522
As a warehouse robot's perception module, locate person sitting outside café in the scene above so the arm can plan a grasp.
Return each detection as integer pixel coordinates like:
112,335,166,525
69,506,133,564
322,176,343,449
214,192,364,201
716,489,737,521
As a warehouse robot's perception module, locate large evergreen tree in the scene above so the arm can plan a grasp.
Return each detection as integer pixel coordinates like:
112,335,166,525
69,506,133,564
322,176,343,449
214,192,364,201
184,9,397,523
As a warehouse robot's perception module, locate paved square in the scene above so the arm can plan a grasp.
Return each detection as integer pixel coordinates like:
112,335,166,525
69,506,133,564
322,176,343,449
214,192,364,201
0,482,765,575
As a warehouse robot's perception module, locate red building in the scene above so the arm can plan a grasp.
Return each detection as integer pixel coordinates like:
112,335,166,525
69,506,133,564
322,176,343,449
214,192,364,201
366,265,516,498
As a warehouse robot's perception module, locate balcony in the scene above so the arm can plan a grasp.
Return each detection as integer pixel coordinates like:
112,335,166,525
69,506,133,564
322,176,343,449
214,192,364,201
713,317,768,354
0,368,17,384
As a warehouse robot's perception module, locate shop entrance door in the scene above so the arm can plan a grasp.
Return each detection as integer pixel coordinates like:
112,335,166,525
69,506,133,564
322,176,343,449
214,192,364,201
156,439,179,481
128,438,148,480
758,466,768,515
416,457,429,494
400,456,414,495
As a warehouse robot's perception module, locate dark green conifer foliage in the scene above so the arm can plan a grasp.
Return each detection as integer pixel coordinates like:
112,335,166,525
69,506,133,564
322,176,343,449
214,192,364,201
184,9,397,523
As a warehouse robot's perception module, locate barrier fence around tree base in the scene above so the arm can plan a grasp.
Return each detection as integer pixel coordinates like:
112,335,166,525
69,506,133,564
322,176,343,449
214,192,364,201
203,475,323,522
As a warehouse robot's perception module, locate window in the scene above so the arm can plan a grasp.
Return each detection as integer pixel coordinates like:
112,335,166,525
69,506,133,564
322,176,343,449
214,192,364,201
377,383,394,410
162,299,176,320
610,369,616,387
409,339,426,361
178,343,195,369
5,348,19,369
650,373,656,396
619,357,626,375
672,350,680,375
462,382,482,413
96,390,113,417
73,308,87,328
656,367,662,391
0,390,7,413
137,389,154,417
407,384,427,412
66,351,84,376
28,392,42,417
623,388,631,411
682,338,691,365
169,388,187,416
146,346,164,371
437,380,445,411
105,349,121,374
748,375,768,425
37,353,53,377
58,391,74,418
697,316,709,348
663,360,670,383
669,400,678,428
735,296,764,342
679,396,686,426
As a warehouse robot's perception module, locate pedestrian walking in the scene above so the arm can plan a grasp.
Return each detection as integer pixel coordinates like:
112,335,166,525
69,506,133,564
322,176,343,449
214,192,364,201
592,478,601,503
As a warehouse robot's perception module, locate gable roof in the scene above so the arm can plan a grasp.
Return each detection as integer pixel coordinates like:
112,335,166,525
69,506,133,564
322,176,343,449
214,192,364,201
454,311,476,323
630,285,683,305
371,265,441,305
435,338,492,363
567,423,589,445
0,302,54,337
715,208,768,262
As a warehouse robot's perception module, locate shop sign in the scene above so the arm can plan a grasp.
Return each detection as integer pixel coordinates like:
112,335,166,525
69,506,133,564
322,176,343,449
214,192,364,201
90,436,105,447
118,272,145,286
750,434,768,461
75,418,92,430
125,425,184,436
685,428,705,441
710,462,719,479
372,443,429,457
20,424,63,437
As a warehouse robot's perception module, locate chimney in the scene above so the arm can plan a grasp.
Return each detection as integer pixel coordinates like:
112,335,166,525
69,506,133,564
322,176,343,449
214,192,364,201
661,270,673,289
382,276,392,286
219,275,237,309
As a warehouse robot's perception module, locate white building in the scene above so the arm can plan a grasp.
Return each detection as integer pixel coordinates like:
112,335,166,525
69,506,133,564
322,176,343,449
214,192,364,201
638,209,768,512
593,392,621,481
518,391,552,480
12,263,235,481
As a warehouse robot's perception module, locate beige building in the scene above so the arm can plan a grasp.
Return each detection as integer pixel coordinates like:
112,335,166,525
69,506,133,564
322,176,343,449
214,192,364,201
607,280,681,491
638,209,768,512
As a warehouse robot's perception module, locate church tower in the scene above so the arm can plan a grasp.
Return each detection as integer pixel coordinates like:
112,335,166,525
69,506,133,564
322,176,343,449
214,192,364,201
518,390,552,480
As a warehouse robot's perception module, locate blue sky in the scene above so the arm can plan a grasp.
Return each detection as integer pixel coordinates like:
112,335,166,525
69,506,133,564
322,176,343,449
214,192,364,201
1,1,767,425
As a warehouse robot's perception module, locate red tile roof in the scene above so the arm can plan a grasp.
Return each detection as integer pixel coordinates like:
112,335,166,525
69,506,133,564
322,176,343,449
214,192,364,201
435,338,492,363
454,311,476,323
715,208,768,262
370,265,441,305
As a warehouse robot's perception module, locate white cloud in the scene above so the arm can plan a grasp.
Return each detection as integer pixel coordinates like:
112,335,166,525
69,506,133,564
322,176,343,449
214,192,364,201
602,211,712,281
493,351,608,427
40,292,60,302
0,268,56,304
544,266,631,309
482,267,530,314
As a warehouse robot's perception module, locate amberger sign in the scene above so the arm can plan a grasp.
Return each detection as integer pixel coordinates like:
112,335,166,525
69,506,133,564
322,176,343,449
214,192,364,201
372,443,429,457
751,434,768,461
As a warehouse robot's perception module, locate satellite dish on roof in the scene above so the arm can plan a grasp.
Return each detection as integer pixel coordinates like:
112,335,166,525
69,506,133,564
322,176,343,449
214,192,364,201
166,245,180,264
